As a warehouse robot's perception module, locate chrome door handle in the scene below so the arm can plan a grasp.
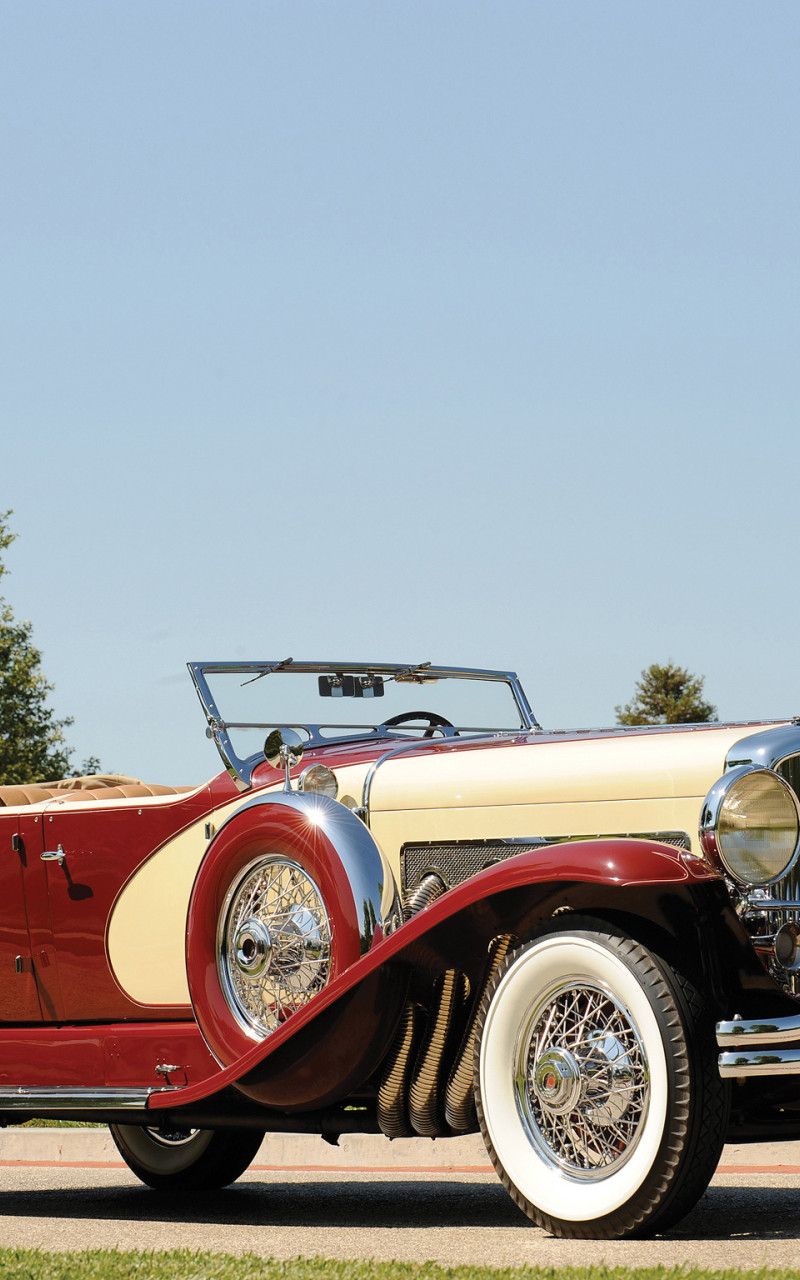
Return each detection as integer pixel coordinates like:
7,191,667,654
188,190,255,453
41,845,66,866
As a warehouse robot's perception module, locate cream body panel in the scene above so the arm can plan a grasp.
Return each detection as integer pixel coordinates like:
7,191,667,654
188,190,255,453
107,764,372,1008
371,797,705,884
369,726,775,813
105,724,780,1005
324,761,372,811
107,793,250,1007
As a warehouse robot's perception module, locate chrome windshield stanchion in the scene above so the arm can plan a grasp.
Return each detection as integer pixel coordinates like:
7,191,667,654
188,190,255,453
188,660,538,792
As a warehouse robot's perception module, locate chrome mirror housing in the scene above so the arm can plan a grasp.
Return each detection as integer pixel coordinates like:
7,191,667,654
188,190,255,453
264,728,305,790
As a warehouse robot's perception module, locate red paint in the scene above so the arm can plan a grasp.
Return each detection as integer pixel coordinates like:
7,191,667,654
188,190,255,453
0,812,43,1021
0,1160,126,1169
186,799,365,1068
153,837,710,1112
20,789,213,1022
0,1022,217,1090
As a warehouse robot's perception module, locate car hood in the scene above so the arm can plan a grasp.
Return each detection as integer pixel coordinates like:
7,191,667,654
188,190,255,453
366,721,790,813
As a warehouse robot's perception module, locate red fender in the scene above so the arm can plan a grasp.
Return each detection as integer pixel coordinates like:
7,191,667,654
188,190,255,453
162,837,720,1114
185,791,404,1108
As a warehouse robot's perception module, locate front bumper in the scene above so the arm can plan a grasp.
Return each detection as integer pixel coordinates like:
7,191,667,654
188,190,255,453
717,1014,800,1077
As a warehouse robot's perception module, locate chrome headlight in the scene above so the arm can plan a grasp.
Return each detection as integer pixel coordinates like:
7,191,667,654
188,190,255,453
700,765,800,887
297,764,338,801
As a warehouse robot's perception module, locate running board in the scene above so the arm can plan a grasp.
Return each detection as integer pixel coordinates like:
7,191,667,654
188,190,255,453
0,1087,169,1111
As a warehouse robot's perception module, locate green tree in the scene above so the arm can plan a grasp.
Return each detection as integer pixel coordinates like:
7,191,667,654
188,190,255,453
0,511,86,784
616,661,717,726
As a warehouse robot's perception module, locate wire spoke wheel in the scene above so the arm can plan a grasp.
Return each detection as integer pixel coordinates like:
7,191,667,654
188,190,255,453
218,855,332,1036
517,980,649,1178
475,917,728,1238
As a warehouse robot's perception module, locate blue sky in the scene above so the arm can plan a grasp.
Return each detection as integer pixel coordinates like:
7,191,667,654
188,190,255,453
2,2,799,784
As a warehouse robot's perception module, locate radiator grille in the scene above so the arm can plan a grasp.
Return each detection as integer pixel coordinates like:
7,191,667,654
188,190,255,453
776,756,800,921
401,832,692,895
752,756,800,926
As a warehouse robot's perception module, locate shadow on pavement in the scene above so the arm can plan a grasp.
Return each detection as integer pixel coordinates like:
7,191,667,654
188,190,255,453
669,1185,800,1241
0,1178,522,1231
0,1175,798,1241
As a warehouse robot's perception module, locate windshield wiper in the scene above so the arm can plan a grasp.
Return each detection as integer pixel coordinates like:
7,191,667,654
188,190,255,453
390,662,433,684
240,657,294,687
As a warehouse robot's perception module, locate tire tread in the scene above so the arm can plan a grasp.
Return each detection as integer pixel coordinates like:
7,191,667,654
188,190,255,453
473,918,728,1239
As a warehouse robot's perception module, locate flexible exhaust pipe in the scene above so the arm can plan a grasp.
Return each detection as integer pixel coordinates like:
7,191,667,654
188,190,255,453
444,933,515,1133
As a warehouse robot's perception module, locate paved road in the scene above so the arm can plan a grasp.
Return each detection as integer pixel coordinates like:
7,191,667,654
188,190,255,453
1,1132,799,1268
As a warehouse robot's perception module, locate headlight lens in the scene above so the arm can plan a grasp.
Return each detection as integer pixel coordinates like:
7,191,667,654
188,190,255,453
715,769,799,886
297,764,338,801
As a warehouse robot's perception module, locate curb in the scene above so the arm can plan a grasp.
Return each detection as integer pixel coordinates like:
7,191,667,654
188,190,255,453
0,1128,491,1170
3,1128,800,1172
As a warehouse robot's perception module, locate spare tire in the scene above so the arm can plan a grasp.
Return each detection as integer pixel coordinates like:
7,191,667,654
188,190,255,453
186,791,403,1108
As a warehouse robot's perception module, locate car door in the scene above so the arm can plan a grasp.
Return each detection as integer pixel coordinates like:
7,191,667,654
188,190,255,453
22,789,213,1022
0,809,44,1021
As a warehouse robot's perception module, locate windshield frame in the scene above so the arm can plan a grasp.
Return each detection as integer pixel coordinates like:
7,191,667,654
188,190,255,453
188,659,538,789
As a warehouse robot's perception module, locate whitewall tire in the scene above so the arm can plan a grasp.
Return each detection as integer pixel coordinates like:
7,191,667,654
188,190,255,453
474,918,727,1238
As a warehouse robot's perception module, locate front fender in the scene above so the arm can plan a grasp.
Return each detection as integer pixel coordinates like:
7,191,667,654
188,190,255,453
211,789,402,948
154,837,774,1115
185,789,403,1107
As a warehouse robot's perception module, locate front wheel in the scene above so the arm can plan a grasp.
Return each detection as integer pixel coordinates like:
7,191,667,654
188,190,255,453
109,1124,265,1191
474,919,728,1238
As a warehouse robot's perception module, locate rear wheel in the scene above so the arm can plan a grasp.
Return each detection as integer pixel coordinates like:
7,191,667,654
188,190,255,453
109,1124,265,1191
474,918,728,1238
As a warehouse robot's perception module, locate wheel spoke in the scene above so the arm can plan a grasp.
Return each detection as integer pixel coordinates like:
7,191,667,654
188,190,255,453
220,856,332,1036
519,978,650,1177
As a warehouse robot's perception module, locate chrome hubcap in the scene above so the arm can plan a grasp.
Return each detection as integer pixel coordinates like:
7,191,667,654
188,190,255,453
234,918,272,976
532,1048,583,1114
516,980,650,1179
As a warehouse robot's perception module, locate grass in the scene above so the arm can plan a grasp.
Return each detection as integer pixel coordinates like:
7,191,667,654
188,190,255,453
0,1260,799,1280
18,1120,102,1128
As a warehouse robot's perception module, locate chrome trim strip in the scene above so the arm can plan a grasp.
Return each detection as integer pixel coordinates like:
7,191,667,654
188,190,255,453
361,741,435,828
747,897,800,910
717,1014,800,1047
0,1087,164,1109
529,829,692,851
719,1048,800,1078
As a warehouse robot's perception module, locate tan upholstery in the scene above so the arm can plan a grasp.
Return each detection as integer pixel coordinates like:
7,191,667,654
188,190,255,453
38,774,145,791
0,784,62,807
0,775,194,807
53,783,194,803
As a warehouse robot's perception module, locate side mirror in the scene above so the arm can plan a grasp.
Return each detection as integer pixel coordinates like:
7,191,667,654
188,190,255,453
264,728,306,790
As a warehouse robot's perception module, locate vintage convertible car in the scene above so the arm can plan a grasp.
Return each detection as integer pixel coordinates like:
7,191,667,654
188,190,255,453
1,659,799,1239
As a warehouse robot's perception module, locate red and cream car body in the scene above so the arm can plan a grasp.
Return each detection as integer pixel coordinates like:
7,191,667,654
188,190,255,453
1,659,799,1239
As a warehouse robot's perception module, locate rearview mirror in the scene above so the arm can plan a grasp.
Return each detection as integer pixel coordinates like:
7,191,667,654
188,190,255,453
318,675,384,699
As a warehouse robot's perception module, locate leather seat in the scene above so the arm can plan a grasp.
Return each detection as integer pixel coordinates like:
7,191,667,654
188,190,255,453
0,776,194,807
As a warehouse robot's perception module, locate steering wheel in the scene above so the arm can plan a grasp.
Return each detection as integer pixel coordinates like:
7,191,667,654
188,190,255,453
382,711,455,739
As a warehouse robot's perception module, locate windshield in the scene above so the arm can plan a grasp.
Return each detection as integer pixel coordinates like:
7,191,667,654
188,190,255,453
189,660,535,786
